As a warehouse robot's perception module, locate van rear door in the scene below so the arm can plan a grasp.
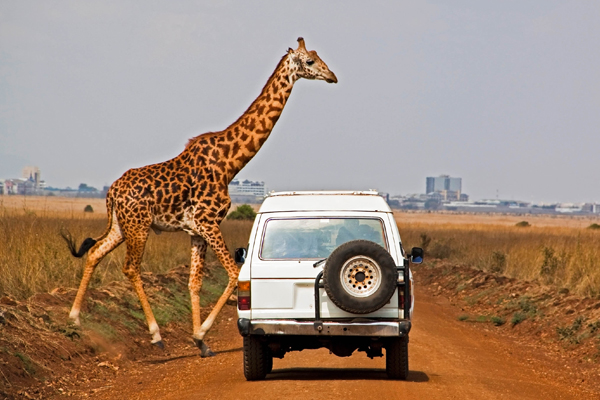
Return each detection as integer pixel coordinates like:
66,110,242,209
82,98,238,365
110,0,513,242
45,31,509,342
249,212,400,319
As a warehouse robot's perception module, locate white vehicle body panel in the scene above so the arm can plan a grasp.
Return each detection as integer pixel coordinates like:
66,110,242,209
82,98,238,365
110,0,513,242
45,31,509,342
251,279,400,319
238,191,414,321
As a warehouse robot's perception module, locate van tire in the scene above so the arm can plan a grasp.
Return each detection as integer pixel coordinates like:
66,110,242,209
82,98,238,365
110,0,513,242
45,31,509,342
324,240,397,314
386,335,409,380
243,336,271,381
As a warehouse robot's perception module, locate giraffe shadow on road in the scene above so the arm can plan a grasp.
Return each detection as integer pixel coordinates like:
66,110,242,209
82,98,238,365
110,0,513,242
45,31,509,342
142,346,243,364
213,346,243,355
266,368,429,382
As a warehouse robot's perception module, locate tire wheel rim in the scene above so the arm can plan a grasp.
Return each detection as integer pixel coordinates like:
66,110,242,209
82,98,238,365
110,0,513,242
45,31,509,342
339,255,382,298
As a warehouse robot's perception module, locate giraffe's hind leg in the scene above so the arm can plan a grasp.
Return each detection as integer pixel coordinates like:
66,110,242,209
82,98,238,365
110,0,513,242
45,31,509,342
193,223,240,357
70,222,124,325
189,235,213,356
121,231,164,347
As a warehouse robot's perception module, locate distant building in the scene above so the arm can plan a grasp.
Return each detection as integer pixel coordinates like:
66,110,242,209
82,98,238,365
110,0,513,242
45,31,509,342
426,175,461,193
229,179,266,196
22,166,41,188
425,175,465,201
228,179,266,203
556,203,584,213
0,166,47,195
2,178,35,195
426,176,444,194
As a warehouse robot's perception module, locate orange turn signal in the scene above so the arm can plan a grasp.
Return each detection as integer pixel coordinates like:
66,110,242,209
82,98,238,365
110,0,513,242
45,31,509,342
238,281,250,292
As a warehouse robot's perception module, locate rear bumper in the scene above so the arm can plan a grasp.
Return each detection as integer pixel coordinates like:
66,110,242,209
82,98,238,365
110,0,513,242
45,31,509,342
237,318,411,337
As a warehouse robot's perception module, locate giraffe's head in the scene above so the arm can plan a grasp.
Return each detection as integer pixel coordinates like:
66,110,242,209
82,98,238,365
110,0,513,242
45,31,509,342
288,37,338,84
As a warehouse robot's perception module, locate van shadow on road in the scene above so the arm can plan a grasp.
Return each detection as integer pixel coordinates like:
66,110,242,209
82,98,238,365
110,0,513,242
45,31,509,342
266,368,429,382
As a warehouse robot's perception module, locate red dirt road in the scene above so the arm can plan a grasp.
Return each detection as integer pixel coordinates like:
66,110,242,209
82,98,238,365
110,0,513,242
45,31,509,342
76,288,593,400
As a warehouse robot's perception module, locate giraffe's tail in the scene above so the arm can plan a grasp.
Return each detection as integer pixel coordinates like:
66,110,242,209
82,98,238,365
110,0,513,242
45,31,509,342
60,194,116,258
60,230,97,258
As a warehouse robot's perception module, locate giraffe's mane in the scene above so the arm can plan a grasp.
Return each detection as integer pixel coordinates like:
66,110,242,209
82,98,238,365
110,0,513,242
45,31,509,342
185,52,290,150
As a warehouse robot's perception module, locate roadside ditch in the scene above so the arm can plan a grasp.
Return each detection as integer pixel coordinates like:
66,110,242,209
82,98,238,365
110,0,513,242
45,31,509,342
413,260,600,392
0,264,229,399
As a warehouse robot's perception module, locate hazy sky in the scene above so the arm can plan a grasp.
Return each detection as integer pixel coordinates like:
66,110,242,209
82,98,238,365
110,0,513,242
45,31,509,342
1,1,599,203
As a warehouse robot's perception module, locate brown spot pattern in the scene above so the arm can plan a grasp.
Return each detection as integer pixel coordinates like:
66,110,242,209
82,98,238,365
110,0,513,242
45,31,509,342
67,38,337,349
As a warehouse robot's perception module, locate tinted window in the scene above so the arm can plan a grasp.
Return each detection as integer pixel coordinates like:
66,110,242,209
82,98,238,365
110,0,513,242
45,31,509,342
261,218,386,260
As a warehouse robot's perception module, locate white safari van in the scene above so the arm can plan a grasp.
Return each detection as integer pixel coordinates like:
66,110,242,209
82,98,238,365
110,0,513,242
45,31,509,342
234,191,423,380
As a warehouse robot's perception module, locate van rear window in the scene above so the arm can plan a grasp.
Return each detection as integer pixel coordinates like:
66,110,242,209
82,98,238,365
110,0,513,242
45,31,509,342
260,218,386,260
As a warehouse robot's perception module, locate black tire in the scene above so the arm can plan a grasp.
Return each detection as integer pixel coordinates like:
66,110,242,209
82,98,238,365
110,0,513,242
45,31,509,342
386,335,409,380
324,240,397,314
243,336,271,381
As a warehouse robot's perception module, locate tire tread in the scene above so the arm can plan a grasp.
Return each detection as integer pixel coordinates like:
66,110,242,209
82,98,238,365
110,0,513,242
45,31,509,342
386,336,409,380
243,336,270,381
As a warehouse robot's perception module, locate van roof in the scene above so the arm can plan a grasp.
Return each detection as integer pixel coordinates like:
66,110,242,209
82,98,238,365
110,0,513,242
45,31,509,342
258,191,392,213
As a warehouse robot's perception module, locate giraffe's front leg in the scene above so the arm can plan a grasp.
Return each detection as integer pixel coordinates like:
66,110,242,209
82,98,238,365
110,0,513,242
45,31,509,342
189,235,214,357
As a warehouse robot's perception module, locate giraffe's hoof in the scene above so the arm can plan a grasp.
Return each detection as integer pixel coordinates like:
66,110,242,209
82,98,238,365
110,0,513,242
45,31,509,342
152,340,165,350
194,338,215,357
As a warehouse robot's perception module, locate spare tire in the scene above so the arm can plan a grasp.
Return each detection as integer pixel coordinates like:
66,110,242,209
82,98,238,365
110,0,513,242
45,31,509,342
323,240,397,314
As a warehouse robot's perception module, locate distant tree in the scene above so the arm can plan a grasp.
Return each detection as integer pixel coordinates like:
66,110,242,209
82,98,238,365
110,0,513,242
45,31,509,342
227,204,256,220
424,199,440,210
78,183,98,192
515,221,530,227
84,205,94,213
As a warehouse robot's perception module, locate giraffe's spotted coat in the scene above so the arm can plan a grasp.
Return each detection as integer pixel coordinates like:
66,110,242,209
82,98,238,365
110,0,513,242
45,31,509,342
67,38,337,353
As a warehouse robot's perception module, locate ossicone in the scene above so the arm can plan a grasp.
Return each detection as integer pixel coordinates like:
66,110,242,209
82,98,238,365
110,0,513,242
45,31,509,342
296,37,306,51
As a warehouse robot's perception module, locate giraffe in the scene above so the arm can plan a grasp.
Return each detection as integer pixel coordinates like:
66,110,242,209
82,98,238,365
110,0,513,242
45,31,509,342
61,38,337,357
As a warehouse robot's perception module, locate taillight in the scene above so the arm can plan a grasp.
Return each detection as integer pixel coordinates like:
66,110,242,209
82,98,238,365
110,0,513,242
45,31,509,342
399,291,405,309
398,278,411,310
406,278,412,310
238,281,251,310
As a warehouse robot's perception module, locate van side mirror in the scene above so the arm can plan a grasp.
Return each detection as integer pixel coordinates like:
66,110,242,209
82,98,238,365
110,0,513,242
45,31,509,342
410,247,424,264
234,247,247,265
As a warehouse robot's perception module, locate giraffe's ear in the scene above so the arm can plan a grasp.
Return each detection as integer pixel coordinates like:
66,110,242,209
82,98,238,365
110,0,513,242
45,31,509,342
287,47,293,54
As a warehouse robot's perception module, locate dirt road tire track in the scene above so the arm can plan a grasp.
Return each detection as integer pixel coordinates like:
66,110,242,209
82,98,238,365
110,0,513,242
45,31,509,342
73,284,595,400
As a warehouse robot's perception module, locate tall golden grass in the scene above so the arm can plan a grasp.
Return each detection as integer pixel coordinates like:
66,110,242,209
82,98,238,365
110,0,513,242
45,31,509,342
0,205,253,299
2,196,599,300
398,221,600,298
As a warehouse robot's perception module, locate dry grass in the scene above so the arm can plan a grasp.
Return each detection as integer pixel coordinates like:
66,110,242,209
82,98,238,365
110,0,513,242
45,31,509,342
396,212,600,298
394,210,600,229
2,196,599,300
0,195,108,218
0,197,253,299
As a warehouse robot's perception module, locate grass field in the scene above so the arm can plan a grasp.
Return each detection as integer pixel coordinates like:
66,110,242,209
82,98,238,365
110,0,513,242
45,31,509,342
1,196,599,299
395,211,600,298
0,196,253,299
0,195,108,218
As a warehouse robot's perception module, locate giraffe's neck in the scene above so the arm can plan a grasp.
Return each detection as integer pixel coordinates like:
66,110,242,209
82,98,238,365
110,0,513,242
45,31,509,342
222,54,297,181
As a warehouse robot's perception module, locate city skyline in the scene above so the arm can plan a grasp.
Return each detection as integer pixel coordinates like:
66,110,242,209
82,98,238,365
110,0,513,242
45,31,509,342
1,165,596,206
2,2,599,204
